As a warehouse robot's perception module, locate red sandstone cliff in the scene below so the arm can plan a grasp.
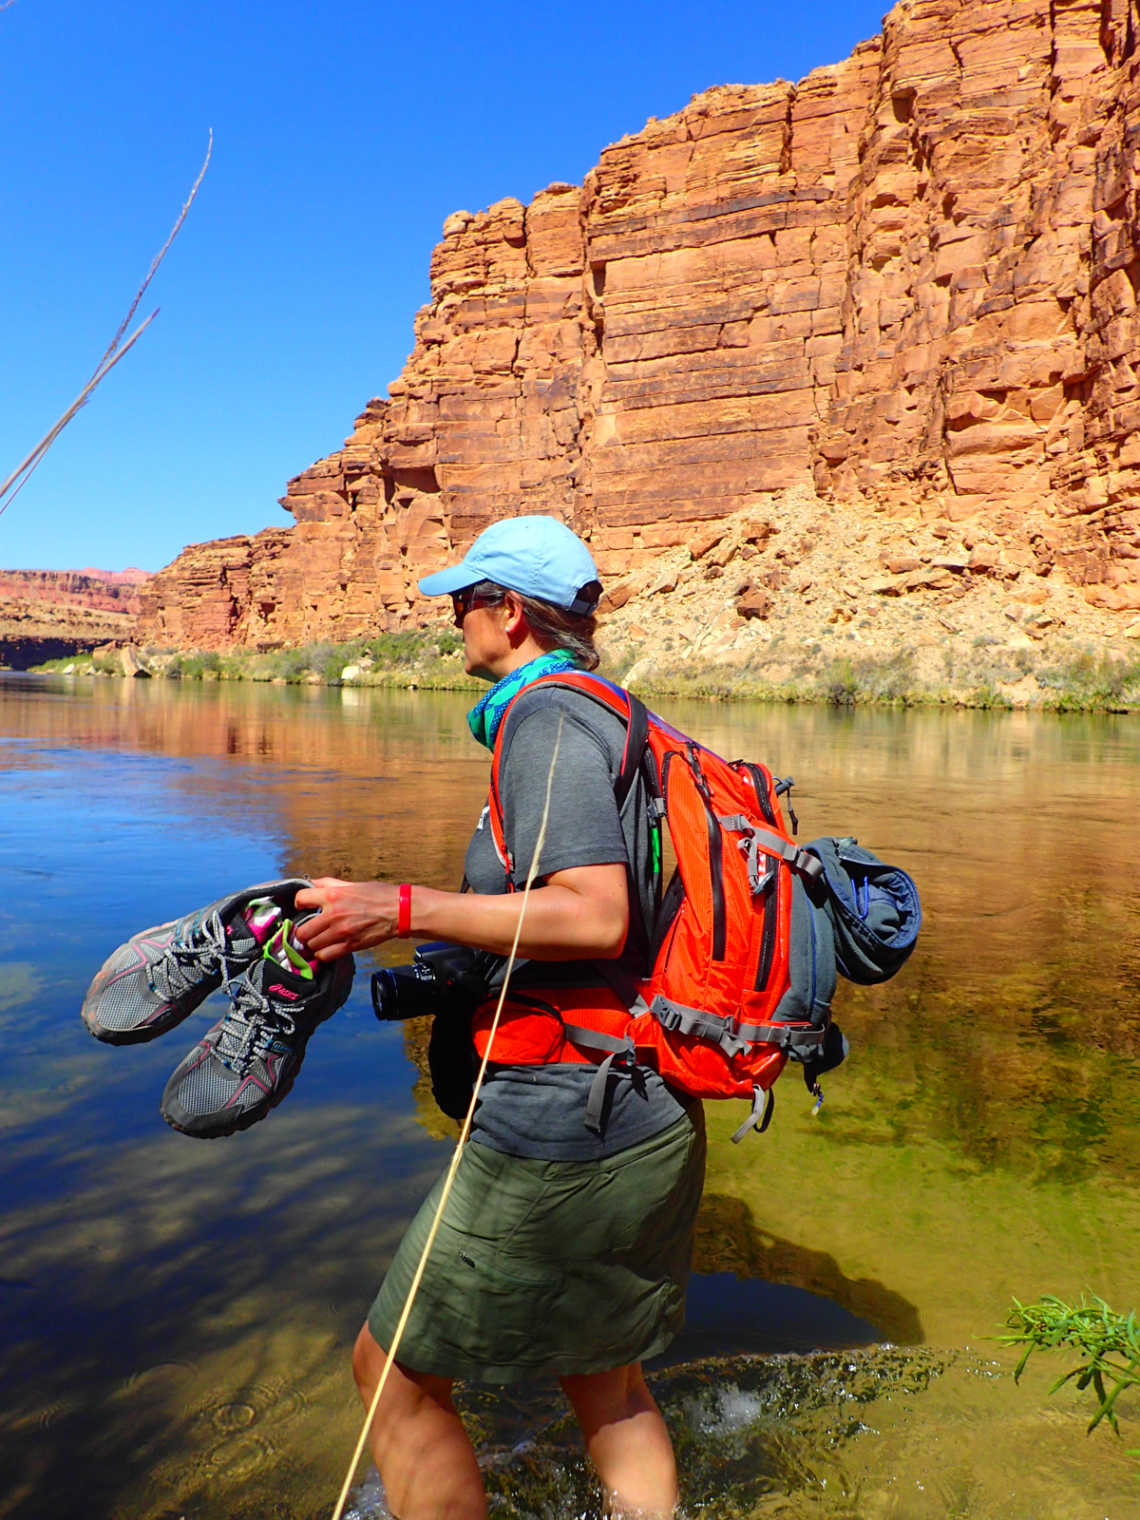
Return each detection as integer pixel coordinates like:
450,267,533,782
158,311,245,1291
138,0,1140,649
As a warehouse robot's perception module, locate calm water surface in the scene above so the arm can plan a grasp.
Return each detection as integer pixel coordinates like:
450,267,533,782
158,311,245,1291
0,675,1137,1519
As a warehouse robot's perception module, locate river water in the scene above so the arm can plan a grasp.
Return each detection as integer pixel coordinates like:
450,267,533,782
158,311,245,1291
0,674,1137,1519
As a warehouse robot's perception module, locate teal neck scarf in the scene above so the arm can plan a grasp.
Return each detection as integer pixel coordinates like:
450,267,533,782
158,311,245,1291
467,649,580,749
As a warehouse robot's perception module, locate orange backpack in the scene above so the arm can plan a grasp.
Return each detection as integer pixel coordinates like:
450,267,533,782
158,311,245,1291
482,671,836,1142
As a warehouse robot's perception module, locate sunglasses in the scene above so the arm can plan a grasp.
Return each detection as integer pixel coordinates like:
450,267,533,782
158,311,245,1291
451,584,506,625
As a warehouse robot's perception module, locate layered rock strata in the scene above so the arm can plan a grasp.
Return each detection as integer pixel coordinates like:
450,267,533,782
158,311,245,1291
0,567,150,668
0,568,149,616
139,0,1140,649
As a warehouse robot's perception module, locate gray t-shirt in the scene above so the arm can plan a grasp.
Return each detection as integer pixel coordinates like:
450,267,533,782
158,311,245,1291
463,683,688,1160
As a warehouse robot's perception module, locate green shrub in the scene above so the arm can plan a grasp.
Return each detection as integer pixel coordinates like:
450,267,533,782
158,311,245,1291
305,641,338,677
1037,649,1140,711
265,648,310,683
29,653,107,674
815,651,915,706
820,658,858,706
966,684,1013,710
167,650,220,680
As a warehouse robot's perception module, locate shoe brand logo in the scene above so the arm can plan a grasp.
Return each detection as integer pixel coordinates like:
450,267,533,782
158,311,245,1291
269,983,299,1000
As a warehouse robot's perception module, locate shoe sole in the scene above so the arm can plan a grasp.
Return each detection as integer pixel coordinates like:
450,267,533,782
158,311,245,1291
160,957,355,1139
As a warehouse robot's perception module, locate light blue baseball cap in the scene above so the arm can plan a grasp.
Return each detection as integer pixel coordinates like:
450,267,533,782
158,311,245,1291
417,515,601,613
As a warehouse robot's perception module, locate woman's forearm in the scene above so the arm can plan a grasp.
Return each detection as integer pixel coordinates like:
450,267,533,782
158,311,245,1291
412,874,628,958
294,865,630,963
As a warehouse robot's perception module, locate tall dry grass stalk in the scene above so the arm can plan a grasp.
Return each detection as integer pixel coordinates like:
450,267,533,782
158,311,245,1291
329,714,565,1520
0,130,213,521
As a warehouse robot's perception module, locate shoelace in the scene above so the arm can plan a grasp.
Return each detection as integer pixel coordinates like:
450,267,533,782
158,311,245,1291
149,911,233,1002
212,972,297,1075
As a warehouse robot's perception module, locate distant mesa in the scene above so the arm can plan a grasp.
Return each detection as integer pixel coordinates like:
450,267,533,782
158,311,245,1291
77,567,152,586
0,567,151,669
128,0,1140,652
0,567,151,615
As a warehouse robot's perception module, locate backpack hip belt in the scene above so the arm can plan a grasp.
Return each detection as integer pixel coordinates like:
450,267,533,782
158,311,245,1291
472,985,787,1140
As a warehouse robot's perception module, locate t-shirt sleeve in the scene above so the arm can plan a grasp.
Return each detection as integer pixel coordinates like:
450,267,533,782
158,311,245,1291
499,704,628,885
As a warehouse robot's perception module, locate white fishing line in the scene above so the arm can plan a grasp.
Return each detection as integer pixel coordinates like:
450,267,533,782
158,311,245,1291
330,714,565,1520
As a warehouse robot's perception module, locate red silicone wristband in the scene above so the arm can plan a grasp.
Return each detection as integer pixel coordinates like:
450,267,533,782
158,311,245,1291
397,883,412,939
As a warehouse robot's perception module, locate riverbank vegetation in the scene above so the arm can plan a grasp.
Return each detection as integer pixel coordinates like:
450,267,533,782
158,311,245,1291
606,639,1140,713
29,632,1140,712
32,630,484,692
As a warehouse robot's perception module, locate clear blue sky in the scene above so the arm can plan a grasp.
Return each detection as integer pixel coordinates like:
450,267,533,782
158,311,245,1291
1,0,886,573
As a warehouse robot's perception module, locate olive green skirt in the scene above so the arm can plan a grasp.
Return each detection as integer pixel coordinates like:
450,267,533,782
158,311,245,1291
368,1108,706,1383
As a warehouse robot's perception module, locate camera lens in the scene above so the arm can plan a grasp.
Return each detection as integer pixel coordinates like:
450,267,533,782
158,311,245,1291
370,960,446,1021
370,943,494,1023
371,967,401,1021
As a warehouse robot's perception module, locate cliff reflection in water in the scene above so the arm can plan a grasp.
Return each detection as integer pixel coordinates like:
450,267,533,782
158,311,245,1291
0,675,491,891
0,674,1138,1520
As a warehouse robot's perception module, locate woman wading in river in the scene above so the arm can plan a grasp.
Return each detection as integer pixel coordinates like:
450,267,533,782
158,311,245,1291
295,516,705,1520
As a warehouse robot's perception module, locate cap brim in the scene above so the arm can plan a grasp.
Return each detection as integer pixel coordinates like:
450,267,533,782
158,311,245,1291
417,561,478,597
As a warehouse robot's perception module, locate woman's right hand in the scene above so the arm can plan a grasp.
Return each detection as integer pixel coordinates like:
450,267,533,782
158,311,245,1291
294,878,401,960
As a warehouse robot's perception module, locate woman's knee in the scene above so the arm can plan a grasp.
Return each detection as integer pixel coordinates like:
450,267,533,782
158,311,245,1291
559,1363,647,1435
354,1322,457,1419
353,1321,385,1399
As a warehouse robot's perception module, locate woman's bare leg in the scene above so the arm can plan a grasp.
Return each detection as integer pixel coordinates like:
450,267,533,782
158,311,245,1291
559,1362,678,1517
353,1322,487,1520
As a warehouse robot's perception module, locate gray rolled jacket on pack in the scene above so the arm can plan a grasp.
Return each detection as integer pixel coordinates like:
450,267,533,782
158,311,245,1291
751,834,921,1048
805,835,922,985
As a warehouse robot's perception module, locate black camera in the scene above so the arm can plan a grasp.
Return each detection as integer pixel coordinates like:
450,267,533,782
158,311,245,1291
370,941,496,1022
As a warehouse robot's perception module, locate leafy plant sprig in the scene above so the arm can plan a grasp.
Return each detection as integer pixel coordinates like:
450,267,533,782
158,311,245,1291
1000,1295,1140,1442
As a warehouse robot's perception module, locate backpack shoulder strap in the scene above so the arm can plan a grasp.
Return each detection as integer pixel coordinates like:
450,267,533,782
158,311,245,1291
487,671,654,877
616,685,649,808
493,671,650,801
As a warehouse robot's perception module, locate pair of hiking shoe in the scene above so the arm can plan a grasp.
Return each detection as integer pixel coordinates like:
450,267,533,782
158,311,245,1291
81,880,354,1138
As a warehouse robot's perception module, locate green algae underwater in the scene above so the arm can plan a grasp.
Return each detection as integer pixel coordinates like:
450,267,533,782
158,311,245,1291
0,674,1137,1519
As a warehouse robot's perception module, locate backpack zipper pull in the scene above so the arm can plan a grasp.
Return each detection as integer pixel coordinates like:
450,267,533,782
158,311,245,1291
686,744,714,804
774,776,799,836
809,1080,824,1116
